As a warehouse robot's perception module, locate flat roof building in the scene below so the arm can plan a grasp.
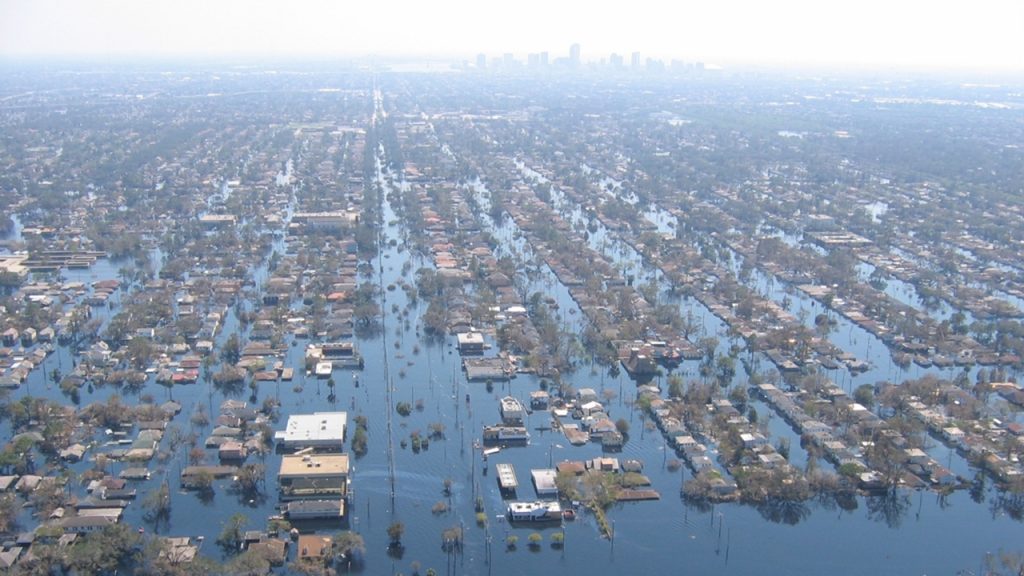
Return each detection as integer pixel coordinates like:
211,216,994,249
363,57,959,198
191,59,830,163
285,499,345,520
531,468,558,497
292,211,359,229
199,214,237,227
457,331,485,354
275,412,347,450
500,396,526,425
278,453,350,502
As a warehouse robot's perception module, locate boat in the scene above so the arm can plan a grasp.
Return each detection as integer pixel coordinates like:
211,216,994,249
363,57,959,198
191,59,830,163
562,508,576,521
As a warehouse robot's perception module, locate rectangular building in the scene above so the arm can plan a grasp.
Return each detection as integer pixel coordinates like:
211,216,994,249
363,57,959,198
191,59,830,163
285,499,345,520
275,412,347,450
531,468,558,498
457,331,485,354
278,453,350,501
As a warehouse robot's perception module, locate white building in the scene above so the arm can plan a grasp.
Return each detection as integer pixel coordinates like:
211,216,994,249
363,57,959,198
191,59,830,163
457,331,485,354
531,469,558,497
275,412,348,450
507,500,562,522
500,396,526,425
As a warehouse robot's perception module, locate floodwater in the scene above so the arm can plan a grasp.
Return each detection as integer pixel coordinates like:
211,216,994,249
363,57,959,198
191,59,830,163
2,176,1023,576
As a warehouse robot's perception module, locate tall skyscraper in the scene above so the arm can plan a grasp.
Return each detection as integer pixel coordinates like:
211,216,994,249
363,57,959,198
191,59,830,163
540,51,549,66
476,53,487,69
631,52,641,68
570,43,581,65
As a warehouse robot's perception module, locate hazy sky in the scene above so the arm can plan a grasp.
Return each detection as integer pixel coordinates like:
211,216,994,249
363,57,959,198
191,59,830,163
1,0,1022,70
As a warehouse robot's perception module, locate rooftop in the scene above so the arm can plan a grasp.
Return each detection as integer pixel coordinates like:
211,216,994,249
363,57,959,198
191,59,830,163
457,331,485,345
279,453,350,478
275,412,347,447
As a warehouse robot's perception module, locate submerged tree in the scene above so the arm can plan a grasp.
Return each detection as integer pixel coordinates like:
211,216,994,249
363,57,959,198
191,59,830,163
143,480,172,529
387,521,405,546
216,513,248,554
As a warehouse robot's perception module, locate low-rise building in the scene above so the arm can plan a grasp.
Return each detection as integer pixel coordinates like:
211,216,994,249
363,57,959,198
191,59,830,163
275,412,348,451
61,515,118,534
296,534,333,563
499,396,525,425
506,500,562,522
456,331,485,354
278,453,349,502
285,499,345,520
530,468,558,498
292,211,359,230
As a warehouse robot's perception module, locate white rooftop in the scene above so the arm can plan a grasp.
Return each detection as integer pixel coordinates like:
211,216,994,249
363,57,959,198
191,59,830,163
275,412,348,448
457,332,485,345
531,468,558,495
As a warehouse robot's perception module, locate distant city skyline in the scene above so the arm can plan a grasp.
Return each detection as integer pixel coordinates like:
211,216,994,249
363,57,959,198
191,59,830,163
1,0,1023,72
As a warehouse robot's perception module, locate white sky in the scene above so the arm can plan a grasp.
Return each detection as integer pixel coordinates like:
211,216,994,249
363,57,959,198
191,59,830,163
1,0,1023,70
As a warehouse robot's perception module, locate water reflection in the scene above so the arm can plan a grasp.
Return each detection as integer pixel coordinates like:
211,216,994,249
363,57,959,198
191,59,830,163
970,473,987,504
814,489,859,513
866,489,912,528
756,498,811,525
991,488,1024,521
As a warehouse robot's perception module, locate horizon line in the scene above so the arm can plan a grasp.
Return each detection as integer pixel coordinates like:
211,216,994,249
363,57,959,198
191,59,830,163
1,52,1022,78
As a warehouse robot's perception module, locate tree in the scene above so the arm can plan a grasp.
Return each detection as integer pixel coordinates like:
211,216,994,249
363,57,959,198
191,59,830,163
190,470,215,496
221,334,242,365
615,418,630,435
441,525,463,552
729,384,749,408
854,384,875,409
217,513,248,554
555,471,581,500
387,521,405,546
332,531,365,568
191,405,211,428
0,493,18,533
224,547,272,576
143,480,171,526
235,463,266,497
66,524,143,576
716,354,736,386
667,374,684,399
351,425,368,456
127,336,155,370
